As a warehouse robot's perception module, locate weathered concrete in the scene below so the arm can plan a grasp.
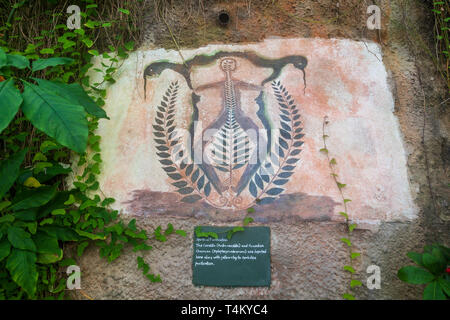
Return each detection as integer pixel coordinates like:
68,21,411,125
72,0,449,300
85,38,417,227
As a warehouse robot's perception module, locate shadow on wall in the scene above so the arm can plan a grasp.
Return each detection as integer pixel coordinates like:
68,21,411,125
125,190,339,223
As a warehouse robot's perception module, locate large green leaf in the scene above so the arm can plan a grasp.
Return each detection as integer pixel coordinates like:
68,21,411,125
423,252,445,275
34,79,108,119
31,57,74,72
32,231,60,254
6,248,38,297
0,48,6,68
37,250,63,264
398,266,435,284
13,208,38,221
423,281,447,300
0,149,27,199
32,231,63,264
40,225,82,241
6,54,29,69
0,238,11,261
21,81,88,153
438,277,450,297
7,226,36,251
407,251,424,267
10,185,57,211
0,79,23,133
36,190,69,220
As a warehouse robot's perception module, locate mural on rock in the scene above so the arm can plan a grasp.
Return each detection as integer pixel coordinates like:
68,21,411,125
90,39,417,224
144,52,308,210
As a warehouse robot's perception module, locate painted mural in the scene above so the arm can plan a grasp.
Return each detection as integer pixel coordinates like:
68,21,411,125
145,52,307,210
90,38,417,225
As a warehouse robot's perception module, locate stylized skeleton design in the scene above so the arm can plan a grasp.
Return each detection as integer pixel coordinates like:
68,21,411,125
194,58,265,207
145,51,307,209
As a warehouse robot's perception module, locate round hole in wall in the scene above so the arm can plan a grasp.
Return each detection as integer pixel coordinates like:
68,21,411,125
218,11,230,26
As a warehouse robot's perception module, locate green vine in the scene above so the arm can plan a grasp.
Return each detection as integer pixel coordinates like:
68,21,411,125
0,1,185,300
320,116,361,300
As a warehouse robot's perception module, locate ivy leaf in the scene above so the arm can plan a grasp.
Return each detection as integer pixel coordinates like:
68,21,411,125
337,182,346,189
175,230,187,237
124,41,134,51
0,149,27,199
226,226,245,240
6,248,38,298
339,211,348,219
397,266,435,284
342,293,355,300
350,279,362,288
0,79,23,134
343,265,355,273
21,81,88,153
51,209,65,216
164,223,174,235
64,194,76,205
77,241,89,257
128,219,137,232
341,238,352,246
7,226,36,251
350,252,360,259
40,48,54,55
75,229,106,240
31,57,74,72
243,216,254,226
82,38,94,48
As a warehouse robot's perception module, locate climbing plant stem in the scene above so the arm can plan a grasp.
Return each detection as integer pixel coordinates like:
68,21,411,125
321,116,361,300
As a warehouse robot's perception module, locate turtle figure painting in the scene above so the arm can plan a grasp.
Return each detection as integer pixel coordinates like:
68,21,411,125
92,39,416,225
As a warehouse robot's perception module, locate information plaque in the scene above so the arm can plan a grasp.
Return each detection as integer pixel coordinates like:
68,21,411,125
192,226,271,287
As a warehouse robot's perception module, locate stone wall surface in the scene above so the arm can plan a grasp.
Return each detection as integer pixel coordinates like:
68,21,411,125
72,0,449,300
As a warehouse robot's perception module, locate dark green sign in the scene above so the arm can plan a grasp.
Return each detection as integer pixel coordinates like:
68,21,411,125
192,226,271,287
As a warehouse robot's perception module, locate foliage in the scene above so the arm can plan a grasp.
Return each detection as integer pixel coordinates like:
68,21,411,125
429,0,449,93
195,215,254,240
320,116,361,300
0,0,185,300
398,243,450,300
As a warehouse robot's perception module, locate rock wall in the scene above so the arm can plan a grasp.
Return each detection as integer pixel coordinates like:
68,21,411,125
73,0,449,300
